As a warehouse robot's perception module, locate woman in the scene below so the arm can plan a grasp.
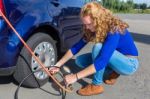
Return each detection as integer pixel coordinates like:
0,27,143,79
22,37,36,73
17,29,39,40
49,2,139,96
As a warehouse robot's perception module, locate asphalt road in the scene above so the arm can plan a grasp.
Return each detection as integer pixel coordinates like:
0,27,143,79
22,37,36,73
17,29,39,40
0,14,150,99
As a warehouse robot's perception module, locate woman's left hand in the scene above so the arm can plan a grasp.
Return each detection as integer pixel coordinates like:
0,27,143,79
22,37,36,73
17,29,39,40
64,74,77,85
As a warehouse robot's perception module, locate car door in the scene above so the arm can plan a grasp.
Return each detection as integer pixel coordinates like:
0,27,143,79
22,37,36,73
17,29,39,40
56,0,86,50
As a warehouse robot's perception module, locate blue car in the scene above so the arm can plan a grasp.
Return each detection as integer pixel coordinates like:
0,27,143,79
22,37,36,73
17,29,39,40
0,0,95,87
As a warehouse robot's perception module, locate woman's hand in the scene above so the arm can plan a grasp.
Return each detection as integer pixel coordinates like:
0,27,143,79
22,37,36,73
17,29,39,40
49,66,60,75
64,74,77,85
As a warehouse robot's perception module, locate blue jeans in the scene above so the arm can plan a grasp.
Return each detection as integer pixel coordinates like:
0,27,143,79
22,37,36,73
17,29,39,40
75,43,139,85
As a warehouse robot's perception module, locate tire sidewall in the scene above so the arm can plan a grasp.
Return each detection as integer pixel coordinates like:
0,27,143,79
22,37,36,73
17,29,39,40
14,32,57,87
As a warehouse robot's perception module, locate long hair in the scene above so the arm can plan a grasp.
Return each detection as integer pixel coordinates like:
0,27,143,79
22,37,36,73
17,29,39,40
80,2,129,43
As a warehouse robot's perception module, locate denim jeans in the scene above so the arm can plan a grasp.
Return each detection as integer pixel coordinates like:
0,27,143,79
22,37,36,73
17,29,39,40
75,43,139,85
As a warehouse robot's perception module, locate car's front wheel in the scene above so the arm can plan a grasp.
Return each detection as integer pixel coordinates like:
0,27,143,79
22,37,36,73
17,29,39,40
13,32,57,88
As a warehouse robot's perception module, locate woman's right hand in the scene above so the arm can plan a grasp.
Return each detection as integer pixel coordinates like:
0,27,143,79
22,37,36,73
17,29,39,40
49,66,60,75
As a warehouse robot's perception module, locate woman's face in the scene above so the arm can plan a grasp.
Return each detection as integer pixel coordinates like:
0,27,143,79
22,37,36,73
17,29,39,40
82,16,95,32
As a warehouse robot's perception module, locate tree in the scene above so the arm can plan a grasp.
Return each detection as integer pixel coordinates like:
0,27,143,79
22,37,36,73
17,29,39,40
102,0,133,12
140,3,147,10
134,3,139,9
127,0,134,9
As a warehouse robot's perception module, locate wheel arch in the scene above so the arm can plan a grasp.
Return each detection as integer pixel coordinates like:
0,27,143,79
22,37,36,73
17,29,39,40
18,24,62,55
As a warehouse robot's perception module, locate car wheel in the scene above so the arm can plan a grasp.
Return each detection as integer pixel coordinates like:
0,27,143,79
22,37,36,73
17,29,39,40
13,32,57,88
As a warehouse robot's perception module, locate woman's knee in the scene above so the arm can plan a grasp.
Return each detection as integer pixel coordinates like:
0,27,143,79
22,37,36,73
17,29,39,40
92,43,102,59
75,53,92,68
75,57,82,68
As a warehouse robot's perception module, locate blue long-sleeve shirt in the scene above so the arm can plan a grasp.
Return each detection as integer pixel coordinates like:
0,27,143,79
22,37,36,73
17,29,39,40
70,30,138,71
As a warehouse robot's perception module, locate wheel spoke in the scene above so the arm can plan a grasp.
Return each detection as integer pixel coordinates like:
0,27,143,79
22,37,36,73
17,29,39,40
31,41,56,80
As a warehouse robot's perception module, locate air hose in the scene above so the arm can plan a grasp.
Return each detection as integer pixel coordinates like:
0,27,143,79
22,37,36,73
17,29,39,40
15,66,70,99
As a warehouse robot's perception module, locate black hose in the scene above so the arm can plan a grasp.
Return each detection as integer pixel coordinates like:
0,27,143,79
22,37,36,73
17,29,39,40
14,66,67,99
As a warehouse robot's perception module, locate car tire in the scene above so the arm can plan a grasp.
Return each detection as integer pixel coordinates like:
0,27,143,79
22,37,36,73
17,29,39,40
13,32,57,88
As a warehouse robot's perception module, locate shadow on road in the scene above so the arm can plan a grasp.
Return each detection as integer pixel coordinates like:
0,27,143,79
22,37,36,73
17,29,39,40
0,75,17,84
131,32,150,45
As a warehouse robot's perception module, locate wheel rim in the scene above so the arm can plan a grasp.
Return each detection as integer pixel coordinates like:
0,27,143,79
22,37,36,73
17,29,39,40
31,42,56,80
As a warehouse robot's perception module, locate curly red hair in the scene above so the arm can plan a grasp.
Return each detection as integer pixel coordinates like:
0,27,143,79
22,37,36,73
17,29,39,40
81,2,129,43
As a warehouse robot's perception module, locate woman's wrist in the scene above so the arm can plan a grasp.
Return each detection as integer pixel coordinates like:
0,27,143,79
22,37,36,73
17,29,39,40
55,63,62,68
